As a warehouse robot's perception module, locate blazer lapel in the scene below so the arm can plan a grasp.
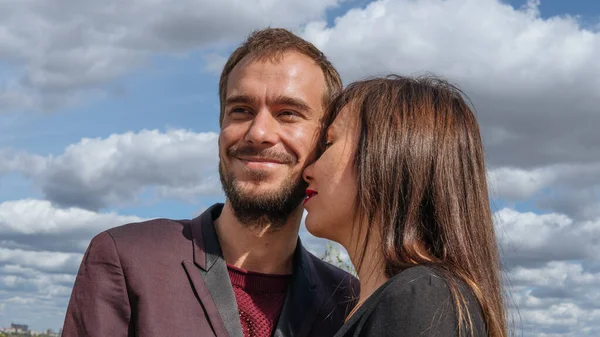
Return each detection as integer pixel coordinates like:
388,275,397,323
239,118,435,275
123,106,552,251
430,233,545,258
273,241,323,337
185,204,244,337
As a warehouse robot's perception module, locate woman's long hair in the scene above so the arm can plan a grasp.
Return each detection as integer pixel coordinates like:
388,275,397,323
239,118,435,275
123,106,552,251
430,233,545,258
321,75,506,337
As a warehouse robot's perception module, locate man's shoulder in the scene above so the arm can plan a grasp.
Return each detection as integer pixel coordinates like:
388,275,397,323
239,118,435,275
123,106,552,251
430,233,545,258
306,251,353,279
82,217,201,265
301,248,358,330
105,217,193,240
304,249,358,294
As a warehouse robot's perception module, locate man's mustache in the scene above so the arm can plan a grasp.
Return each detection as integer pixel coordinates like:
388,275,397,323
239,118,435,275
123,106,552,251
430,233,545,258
227,145,297,165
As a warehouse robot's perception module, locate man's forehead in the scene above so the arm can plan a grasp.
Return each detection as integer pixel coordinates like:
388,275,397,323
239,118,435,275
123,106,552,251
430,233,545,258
226,56,325,107
225,82,310,105
228,63,314,88
233,50,316,72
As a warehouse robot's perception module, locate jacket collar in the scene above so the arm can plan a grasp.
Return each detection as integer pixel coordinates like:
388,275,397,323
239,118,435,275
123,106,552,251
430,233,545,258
185,204,243,337
192,203,223,271
189,203,323,337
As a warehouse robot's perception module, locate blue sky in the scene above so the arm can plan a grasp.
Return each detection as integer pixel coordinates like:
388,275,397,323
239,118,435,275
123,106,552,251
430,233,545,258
530,0,600,22
1,0,600,335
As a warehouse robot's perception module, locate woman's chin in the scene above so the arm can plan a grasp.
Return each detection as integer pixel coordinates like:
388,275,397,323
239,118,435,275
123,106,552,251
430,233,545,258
305,217,334,241
305,217,322,236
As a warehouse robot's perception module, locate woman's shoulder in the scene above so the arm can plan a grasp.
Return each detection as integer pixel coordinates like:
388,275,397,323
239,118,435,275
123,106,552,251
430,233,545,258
368,265,486,336
381,265,481,311
384,265,458,296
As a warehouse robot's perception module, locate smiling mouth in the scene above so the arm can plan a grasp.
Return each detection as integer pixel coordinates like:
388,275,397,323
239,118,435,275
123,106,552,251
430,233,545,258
237,157,285,166
304,189,318,205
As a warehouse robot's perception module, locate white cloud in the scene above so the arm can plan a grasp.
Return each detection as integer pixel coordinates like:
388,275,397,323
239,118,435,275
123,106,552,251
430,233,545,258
40,129,221,210
306,0,600,91
302,0,600,168
0,249,81,275
496,208,600,268
0,129,221,210
488,166,555,200
0,267,75,331
0,198,149,331
0,0,342,112
488,163,600,220
492,206,600,336
507,261,600,336
0,149,46,176
0,199,144,253
0,199,141,235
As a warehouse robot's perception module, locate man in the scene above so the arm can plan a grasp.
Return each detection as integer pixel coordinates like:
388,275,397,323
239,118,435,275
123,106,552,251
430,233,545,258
62,28,357,337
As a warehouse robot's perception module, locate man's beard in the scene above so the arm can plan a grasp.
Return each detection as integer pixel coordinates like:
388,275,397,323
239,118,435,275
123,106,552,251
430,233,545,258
219,145,308,231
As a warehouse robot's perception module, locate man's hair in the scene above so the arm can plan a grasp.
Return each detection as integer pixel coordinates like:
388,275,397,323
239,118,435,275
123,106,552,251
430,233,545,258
218,28,342,126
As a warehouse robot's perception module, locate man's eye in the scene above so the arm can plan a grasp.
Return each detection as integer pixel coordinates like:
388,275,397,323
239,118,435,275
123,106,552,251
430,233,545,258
279,110,300,119
231,107,250,114
229,107,252,118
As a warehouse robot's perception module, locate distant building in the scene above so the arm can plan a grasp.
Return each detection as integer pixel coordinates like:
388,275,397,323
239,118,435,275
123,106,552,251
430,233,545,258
10,323,29,332
0,323,59,336
45,329,61,337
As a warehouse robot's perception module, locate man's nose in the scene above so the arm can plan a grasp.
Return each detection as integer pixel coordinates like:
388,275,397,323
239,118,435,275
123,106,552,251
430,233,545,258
244,110,279,145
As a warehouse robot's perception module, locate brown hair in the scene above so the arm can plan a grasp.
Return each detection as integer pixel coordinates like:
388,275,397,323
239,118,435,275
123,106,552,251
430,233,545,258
218,28,343,126
322,75,507,337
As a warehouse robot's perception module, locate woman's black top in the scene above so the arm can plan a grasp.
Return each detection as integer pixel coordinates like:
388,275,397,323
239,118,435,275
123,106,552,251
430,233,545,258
334,266,487,337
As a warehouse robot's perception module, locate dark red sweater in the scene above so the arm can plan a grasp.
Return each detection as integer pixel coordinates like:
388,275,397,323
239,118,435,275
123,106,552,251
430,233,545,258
227,264,291,337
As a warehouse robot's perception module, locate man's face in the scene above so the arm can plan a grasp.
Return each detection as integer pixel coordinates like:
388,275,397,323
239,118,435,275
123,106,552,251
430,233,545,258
218,51,327,228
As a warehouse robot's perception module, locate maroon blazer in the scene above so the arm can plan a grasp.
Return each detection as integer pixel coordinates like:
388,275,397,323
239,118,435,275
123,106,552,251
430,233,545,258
63,204,358,337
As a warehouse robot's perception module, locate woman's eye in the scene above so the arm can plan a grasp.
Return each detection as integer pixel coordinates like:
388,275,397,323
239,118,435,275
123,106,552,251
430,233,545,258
324,142,333,149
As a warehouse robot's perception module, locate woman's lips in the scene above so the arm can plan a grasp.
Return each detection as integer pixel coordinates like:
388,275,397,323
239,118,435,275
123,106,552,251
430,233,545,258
304,189,318,205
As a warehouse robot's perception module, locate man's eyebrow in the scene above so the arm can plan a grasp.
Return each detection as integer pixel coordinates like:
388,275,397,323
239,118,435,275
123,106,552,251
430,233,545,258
271,95,312,112
225,94,257,106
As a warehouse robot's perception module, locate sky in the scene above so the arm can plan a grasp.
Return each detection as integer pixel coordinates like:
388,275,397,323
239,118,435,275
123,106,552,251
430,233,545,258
0,0,599,335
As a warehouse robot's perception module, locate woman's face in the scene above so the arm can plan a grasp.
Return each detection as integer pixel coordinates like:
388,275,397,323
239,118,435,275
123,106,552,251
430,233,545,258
302,105,358,247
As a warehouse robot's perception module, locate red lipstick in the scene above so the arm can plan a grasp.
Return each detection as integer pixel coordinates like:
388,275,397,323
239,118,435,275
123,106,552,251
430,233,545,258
304,189,318,205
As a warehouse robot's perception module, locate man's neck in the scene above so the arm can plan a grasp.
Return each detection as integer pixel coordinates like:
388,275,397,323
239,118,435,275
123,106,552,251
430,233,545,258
214,201,303,275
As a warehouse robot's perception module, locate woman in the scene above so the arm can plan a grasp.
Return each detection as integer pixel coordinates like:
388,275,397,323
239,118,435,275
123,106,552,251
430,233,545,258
303,75,507,337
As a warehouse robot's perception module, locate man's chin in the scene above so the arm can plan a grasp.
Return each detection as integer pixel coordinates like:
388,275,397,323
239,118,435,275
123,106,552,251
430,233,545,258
235,169,285,184
232,182,284,198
